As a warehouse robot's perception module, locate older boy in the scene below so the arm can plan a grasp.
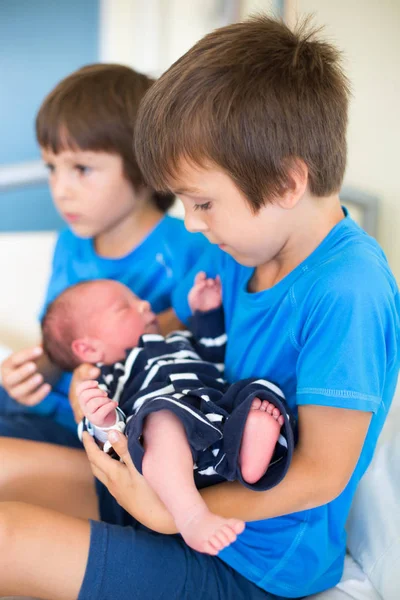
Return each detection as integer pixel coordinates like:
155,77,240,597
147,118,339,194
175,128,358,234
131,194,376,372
128,14,399,598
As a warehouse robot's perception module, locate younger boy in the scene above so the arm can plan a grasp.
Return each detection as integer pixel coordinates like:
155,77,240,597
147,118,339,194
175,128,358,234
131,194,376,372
41,277,296,555
0,63,209,442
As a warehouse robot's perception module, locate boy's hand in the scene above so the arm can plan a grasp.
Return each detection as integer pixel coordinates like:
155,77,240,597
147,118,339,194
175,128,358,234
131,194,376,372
0,346,51,406
77,379,117,428
188,272,222,313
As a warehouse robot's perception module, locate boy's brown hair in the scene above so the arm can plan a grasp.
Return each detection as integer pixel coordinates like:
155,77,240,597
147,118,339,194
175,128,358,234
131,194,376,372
36,63,174,212
135,15,350,209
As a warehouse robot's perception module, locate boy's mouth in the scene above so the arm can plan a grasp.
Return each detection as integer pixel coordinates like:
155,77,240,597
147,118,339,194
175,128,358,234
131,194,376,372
64,213,80,223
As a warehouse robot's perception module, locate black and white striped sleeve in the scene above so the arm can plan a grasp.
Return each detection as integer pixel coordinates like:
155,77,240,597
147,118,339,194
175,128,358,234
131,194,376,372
188,306,227,364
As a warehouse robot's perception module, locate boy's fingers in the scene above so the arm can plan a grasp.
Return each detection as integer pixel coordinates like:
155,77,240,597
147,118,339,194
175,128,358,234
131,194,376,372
83,432,125,485
4,346,42,370
107,430,134,468
19,383,51,406
10,373,43,400
3,361,38,387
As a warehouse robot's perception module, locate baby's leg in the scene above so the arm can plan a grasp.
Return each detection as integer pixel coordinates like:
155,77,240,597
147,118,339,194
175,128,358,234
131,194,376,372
142,409,244,555
0,501,90,599
239,398,285,484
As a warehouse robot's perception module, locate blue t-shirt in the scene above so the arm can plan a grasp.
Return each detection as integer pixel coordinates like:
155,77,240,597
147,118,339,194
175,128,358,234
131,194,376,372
38,215,209,428
173,214,400,597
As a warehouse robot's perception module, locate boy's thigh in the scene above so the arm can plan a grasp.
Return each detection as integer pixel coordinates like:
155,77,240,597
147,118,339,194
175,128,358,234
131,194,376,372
0,385,80,447
80,520,282,600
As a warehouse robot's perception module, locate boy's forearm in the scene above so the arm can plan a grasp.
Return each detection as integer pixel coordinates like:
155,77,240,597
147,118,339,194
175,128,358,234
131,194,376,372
199,449,340,523
125,406,371,533
132,448,339,535
199,407,372,523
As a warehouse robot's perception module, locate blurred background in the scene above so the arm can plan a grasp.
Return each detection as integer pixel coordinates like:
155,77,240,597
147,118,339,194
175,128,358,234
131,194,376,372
0,0,399,350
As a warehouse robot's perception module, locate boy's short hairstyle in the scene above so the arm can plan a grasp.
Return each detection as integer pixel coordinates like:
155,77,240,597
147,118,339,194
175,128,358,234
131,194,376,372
36,63,174,212
135,16,351,209
41,282,92,372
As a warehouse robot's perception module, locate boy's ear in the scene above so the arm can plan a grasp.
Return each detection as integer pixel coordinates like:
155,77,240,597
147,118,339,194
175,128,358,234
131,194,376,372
71,337,105,364
277,158,309,210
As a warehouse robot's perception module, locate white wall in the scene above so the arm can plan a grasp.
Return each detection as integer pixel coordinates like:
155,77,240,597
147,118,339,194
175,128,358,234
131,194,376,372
286,0,400,282
0,232,55,350
100,0,244,75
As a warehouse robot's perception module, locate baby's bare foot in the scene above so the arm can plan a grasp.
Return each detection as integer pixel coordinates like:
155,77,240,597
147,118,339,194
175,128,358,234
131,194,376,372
177,506,245,555
239,397,284,484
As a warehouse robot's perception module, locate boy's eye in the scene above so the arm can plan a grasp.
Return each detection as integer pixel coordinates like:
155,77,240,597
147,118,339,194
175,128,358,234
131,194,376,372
75,164,91,175
45,163,55,173
194,201,212,211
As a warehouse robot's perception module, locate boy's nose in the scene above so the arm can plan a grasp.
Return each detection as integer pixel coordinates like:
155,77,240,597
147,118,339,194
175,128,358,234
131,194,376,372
51,173,72,201
184,211,208,234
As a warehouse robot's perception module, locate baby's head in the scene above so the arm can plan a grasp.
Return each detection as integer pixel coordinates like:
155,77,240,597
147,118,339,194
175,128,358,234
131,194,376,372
41,280,159,371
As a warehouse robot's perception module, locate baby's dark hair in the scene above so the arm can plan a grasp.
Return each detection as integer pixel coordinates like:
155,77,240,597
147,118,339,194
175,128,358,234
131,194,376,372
36,63,174,212
41,281,95,372
135,15,350,210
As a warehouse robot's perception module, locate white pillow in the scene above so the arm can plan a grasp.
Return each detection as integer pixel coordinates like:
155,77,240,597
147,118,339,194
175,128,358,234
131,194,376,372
346,408,400,600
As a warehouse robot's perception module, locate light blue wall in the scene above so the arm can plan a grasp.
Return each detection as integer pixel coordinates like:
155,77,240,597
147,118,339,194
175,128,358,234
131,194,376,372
0,0,99,231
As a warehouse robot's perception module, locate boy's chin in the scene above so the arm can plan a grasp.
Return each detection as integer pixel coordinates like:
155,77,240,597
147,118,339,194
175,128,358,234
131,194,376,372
226,248,259,268
68,224,94,239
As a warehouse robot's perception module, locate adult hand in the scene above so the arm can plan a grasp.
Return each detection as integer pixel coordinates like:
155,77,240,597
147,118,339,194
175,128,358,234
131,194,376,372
69,363,100,423
82,430,176,534
0,346,51,406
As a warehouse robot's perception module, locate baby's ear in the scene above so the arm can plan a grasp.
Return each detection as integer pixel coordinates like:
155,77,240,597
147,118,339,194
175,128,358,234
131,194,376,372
71,337,104,364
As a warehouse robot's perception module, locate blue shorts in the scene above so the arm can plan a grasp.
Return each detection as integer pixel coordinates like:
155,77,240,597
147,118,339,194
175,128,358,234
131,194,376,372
0,385,81,448
79,520,292,600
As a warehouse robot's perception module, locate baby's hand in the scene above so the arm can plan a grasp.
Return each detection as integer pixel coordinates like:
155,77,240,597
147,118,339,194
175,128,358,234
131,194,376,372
188,272,222,313
77,379,117,428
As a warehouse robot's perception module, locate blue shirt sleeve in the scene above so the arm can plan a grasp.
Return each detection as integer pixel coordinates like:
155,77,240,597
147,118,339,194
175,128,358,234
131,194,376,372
39,229,74,318
294,267,399,413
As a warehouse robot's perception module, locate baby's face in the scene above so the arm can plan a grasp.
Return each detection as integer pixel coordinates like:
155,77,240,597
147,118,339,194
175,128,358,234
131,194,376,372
82,281,159,364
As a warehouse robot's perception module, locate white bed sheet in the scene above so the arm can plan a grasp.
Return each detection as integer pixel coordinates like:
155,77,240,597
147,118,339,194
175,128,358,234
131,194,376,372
310,555,382,600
